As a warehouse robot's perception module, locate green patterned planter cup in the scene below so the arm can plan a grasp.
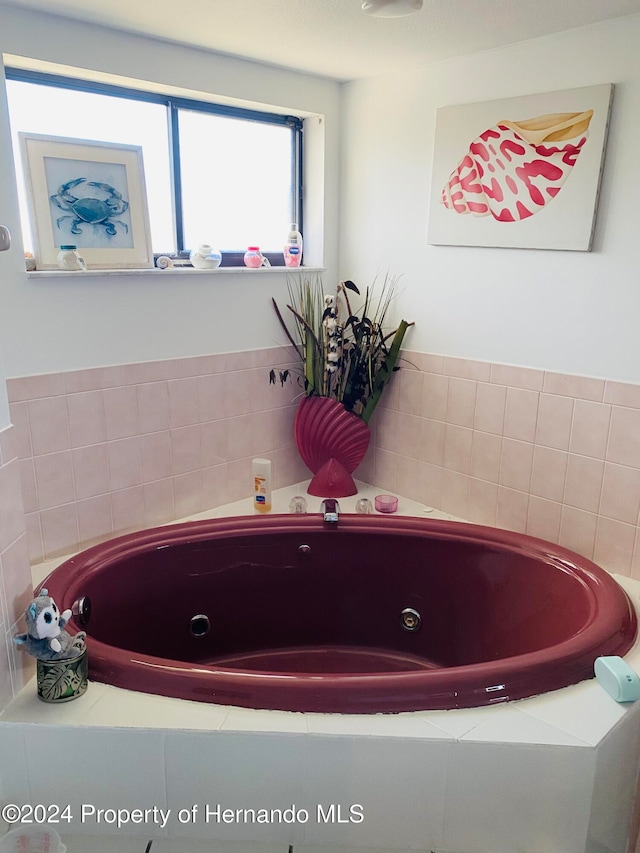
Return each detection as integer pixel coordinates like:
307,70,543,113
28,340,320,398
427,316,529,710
36,648,88,703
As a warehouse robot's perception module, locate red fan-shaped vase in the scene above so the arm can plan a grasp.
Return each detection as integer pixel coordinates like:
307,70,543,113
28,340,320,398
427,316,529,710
294,396,370,497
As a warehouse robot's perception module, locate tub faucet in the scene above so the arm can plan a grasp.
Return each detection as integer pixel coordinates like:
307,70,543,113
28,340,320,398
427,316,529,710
321,499,340,523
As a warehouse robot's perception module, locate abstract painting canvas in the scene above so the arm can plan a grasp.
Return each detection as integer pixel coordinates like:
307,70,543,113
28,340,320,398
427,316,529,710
427,84,613,251
20,133,153,269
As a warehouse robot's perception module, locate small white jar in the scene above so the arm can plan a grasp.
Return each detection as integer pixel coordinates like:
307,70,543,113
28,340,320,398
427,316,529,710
190,244,222,270
57,245,86,271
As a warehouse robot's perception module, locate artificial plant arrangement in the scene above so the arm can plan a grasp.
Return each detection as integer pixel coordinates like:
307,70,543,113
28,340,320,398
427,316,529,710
272,273,413,423
272,274,413,496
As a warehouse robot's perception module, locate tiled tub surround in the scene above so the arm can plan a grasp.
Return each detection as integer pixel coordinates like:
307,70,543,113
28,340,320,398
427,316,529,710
6,348,307,564
8,346,640,577
2,484,640,853
0,424,33,712
370,351,640,581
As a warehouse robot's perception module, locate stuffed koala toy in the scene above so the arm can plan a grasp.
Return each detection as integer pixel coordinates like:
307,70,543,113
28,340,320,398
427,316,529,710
14,589,86,661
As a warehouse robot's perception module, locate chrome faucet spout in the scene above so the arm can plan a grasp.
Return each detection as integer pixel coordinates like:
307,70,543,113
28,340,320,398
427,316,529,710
321,499,340,523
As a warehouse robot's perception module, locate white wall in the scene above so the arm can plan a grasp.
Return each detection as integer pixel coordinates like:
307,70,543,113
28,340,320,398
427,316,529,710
0,6,342,377
340,14,640,384
0,61,23,423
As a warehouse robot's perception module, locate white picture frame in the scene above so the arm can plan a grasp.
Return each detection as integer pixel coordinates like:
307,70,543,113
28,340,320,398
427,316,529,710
427,83,613,251
19,132,153,269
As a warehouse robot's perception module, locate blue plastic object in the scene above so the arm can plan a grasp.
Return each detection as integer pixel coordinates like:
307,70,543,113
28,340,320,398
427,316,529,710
594,656,640,702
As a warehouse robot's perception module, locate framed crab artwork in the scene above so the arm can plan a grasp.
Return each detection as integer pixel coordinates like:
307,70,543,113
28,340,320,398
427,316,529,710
427,83,613,251
19,133,153,269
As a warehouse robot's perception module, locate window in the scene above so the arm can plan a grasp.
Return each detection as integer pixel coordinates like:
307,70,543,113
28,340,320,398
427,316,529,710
5,69,303,266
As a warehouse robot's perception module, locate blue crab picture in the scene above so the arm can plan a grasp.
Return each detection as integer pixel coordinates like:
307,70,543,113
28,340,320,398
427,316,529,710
50,177,130,237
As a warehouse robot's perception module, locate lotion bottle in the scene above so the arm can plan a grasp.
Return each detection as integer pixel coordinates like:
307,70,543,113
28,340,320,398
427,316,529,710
252,458,272,513
283,223,303,267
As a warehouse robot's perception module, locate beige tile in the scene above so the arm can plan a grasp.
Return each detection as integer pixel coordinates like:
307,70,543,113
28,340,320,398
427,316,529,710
468,478,498,526
272,404,296,450
7,372,65,402
103,385,140,440
107,436,143,490
526,496,562,544
446,377,477,428
122,358,172,385
250,365,277,413
140,430,173,482
594,517,635,575
417,461,443,509
67,390,107,447
197,373,227,422
570,400,611,459
72,444,110,499
543,372,605,402
174,470,204,519
0,534,32,626
419,418,446,466
535,394,574,450
474,382,506,435
374,405,398,452
226,457,254,502
443,424,473,474
24,512,44,565
607,406,640,468
224,370,253,417
77,494,114,546
225,412,274,463
471,432,502,484
396,454,419,501
202,464,229,509
168,376,200,428
398,368,424,416
40,503,79,559
499,438,533,493
599,463,640,525
490,363,544,391
441,469,469,518
442,356,490,381
200,420,228,468
171,424,202,474
604,380,640,409
530,446,567,503
28,397,70,455
143,478,175,526
503,388,539,442
496,487,529,533
137,381,170,433
8,402,32,459
407,352,443,374
374,449,397,493
63,364,125,393
564,454,604,514
33,451,75,509
421,373,449,421
396,413,422,460
559,506,598,560
0,424,18,464
18,458,38,514
111,486,145,534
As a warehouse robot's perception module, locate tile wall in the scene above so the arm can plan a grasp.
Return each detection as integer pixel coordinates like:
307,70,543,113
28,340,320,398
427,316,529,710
5,346,640,581
0,423,33,711
368,351,640,580
6,348,307,565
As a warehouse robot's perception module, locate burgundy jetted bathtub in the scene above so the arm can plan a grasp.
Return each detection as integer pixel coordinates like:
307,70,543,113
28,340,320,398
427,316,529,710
42,514,637,713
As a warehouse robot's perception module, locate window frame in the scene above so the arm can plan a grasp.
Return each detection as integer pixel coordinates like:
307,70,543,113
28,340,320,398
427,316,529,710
5,67,304,267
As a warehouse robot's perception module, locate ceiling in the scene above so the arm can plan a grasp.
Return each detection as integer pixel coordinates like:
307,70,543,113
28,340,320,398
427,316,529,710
1,0,640,81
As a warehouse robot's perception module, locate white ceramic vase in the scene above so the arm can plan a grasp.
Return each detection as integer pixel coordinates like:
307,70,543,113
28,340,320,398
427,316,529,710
190,244,222,270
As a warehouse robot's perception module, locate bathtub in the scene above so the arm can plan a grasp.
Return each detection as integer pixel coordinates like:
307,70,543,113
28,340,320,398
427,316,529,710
41,513,637,714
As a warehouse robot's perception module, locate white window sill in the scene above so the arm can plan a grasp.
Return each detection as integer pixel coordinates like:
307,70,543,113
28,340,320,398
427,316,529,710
26,266,324,278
